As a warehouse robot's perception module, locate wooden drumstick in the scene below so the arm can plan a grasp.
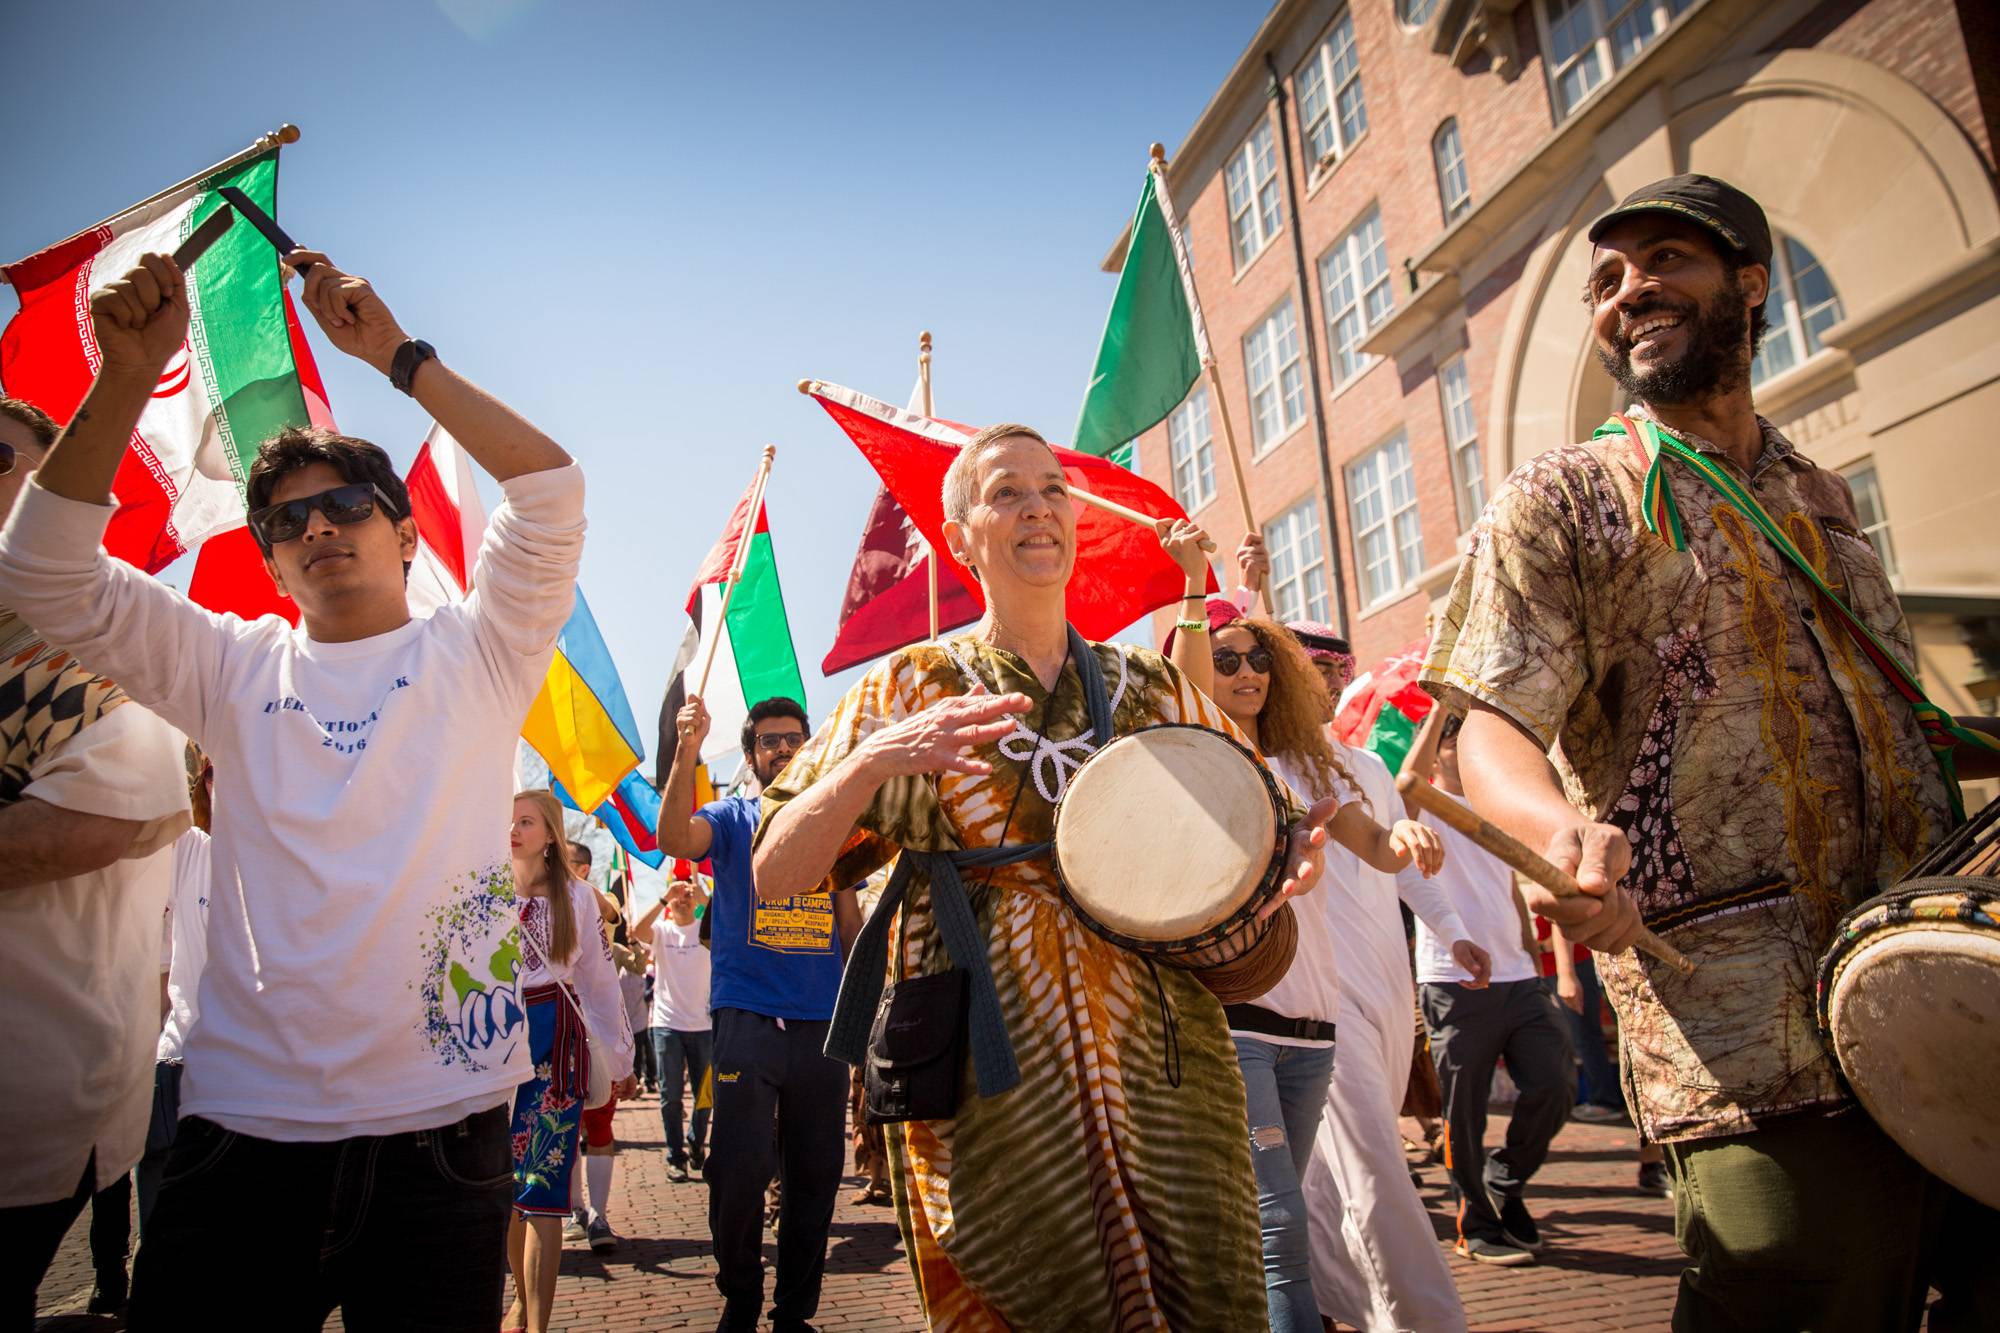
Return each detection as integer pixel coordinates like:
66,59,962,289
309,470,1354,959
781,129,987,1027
1395,772,1697,976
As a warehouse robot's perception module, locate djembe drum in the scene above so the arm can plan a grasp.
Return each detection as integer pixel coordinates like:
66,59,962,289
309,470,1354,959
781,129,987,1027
1050,724,1291,971
1817,798,2000,1207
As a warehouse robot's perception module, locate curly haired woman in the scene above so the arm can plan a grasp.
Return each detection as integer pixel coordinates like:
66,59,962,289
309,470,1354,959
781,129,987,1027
1196,603,1445,1330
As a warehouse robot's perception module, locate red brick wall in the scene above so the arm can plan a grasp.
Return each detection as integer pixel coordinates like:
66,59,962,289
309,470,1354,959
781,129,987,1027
1134,0,1994,669
1772,0,1996,172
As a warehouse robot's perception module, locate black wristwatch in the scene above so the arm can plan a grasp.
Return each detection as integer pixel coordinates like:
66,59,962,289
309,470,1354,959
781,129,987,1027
389,339,436,396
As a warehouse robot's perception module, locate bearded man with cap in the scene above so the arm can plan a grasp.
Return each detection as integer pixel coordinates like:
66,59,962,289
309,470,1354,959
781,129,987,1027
1422,174,2000,1330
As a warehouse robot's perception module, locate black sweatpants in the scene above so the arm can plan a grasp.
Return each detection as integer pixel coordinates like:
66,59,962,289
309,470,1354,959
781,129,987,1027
1421,978,1574,1245
706,1007,848,1330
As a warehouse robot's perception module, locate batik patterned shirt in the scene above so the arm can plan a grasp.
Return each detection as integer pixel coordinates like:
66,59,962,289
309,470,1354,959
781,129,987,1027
1421,410,1950,1143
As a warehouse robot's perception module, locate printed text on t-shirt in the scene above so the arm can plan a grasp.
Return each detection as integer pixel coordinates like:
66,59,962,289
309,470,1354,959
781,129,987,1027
262,677,414,754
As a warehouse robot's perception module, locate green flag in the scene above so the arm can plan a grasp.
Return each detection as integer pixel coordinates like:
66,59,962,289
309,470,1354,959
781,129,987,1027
1073,167,1211,457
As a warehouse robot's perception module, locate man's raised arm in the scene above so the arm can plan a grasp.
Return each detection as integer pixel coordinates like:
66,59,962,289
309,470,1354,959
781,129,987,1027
288,249,569,481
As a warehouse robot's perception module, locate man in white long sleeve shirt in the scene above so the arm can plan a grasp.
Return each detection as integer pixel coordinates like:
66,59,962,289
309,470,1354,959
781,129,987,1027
1296,625,1483,1333
0,249,583,1329
1416,716,1574,1268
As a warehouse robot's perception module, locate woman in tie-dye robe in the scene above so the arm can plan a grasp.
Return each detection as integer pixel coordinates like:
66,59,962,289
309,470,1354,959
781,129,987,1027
754,424,1316,1330
761,635,1271,1329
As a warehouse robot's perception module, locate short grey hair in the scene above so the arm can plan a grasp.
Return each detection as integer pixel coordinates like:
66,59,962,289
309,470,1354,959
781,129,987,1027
941,423,1055,524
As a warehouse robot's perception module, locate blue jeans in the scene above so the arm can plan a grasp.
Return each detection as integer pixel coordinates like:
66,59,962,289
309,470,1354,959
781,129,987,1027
653,1027,713,1165
1234,1037,1337,1333
1544,953,1621,1108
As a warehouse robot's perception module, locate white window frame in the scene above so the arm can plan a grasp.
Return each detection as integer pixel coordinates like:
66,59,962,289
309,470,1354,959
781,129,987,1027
1243,300,1309,452
1397,0,1441,27
1432,119,1471,225
1839,460,1899,581
1318,206,1395,386
1344,433,1426,607
1537,0,1695,120
1437,356,1484,530
1296,9,1368,175
1166,386,1216,514
1224,119,1284,269
1261,497,1332,625
1751,233,1846,388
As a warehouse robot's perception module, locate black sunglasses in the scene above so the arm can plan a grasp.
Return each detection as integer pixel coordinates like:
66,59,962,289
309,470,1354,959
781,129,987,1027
1212,646,1275,677
0,441,16,475
753,731,808,753
247,482,400,548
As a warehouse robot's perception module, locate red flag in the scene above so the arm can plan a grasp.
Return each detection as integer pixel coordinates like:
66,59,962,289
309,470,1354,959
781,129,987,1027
822,484,980,673
1332,637,1434,770
805,382,1215,644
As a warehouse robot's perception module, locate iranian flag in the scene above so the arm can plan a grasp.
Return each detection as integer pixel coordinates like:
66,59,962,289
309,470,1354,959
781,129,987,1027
654,474,806,780
1,145,329,620
1333,637,1435,773
1072,159,1211,458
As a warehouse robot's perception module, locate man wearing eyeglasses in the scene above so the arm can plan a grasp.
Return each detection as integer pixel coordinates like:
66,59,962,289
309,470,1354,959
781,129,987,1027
0,251,583,1328
656,693,857,1333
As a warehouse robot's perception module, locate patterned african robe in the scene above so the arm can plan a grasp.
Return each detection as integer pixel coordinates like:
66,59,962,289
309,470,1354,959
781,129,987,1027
758,635,1271,1330
1422,409,1952,1144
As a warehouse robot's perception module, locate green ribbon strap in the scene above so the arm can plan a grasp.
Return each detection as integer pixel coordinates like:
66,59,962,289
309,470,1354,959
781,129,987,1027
1593,414,1998,824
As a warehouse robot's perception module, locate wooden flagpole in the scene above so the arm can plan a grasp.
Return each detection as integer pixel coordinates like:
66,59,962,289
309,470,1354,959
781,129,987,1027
1150,143,1258,540
918,331,940,639
695,445,778,697
3,124,301,283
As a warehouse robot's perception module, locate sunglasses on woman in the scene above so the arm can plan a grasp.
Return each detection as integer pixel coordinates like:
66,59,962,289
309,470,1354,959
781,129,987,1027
247,482,401,548
1211,646,1274,676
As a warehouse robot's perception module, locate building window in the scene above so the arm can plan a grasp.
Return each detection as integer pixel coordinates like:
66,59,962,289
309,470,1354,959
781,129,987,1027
1262,498,1332,624
1840,461,1899,581
1398,0,1441,26
1345,434,1426,606
1541,0,1695,119
1318,206,1395,384
1751,234,1846,387
1437,356,1484,530
1244,301,1308,451
1432,119,1471,225
1166,386,1216,513
1297,10,1368,172
1225,119,1284,268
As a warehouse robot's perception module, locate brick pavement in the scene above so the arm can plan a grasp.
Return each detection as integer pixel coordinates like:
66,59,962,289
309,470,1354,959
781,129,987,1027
36,1091,1708,1331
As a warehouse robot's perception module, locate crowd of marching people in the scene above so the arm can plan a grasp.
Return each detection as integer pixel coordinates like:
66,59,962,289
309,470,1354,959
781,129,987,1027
6,168,1999,1333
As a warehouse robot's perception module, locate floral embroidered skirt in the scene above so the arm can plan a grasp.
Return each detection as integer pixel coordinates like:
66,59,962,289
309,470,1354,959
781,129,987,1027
510,984,585,1216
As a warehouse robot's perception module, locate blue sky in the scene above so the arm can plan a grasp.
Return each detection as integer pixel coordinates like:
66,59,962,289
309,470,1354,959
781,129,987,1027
4,1,1260,873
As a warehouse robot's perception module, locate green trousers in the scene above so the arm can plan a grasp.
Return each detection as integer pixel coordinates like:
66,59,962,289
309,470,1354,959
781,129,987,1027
1666,1109,2000,1332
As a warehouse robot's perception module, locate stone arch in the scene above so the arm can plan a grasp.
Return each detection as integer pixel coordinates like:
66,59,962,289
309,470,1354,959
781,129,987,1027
1486,48,2000,476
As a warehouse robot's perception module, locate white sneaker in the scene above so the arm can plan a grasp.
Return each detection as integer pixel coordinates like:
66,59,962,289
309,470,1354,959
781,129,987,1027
562,1211,588,1244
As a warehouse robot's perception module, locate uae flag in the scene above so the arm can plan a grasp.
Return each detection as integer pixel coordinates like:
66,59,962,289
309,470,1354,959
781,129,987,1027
1333,637,1434,773
1,145,330,621
1072,162,1211,458
655,474,806,783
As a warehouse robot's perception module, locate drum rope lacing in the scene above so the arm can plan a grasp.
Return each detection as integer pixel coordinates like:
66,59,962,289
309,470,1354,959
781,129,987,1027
827,626,1185,1100
940,637,1130,804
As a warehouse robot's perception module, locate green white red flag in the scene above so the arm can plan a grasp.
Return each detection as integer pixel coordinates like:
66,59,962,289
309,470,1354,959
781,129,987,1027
1333,637,1434,773
1,145,328,621
1072,162,1211,458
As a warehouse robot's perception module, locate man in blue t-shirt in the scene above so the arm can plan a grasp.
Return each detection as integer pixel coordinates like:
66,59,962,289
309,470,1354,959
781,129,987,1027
658,693,856,1333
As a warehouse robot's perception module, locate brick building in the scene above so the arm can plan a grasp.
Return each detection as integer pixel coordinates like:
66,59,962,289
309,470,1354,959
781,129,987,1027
1108,0,2000,736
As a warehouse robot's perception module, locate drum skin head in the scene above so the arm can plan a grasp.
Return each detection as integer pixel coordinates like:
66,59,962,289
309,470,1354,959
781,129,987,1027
1055,727,1278,941
1827,922,2000,1209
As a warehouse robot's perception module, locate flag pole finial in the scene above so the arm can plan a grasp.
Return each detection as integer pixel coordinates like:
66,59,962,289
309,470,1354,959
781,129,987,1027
273,124,301,146
919,330,932,353
1150,142,1167,168
796,378,814,395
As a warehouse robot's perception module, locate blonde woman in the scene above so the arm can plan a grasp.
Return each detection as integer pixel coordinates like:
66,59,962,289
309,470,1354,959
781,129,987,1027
502,791,634,1333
